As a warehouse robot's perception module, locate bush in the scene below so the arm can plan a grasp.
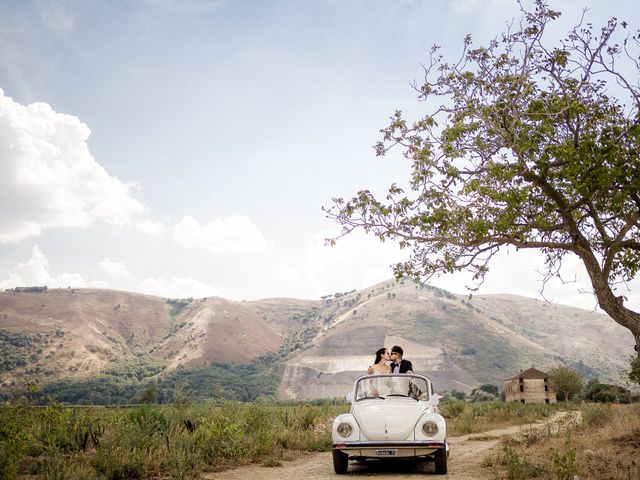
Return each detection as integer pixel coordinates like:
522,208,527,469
549,442,579,480
580,403,613,429
0,402,31,480
501,445,545,479
441,400,466,418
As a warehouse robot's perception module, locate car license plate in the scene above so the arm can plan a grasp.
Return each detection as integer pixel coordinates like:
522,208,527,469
376,449,398,456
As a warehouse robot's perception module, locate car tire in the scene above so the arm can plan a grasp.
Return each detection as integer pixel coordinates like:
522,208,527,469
434,445,447,475
332,449,349,474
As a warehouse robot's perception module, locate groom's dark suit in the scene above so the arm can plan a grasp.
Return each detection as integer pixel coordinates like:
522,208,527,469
392,359,413,373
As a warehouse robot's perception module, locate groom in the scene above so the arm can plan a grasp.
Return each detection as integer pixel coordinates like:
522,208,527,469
368,344,413,374
389,345,413,373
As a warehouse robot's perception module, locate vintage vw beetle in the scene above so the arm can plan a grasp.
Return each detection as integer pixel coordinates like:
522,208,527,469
331,373,448,474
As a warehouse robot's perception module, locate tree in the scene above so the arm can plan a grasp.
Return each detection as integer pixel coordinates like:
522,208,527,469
137,385,157,404
630,356,640,385
478,383,500,395
469,388,497,402
584,380,631,403
326,0,640,359
548,366,583,403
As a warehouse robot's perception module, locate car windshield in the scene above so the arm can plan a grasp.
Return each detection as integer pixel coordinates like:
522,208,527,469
354,374,431,401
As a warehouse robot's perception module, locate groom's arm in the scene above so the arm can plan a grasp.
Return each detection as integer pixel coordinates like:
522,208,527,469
404,360,413,373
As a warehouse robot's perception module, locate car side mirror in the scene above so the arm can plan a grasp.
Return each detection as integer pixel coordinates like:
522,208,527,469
345,392,354,403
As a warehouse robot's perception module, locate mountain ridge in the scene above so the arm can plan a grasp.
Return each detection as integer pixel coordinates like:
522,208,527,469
0,281,635,401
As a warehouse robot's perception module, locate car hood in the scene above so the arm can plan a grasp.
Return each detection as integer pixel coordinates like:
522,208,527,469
353,399,428,441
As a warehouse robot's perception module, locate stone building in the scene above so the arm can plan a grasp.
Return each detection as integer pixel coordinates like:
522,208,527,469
504,367,557,404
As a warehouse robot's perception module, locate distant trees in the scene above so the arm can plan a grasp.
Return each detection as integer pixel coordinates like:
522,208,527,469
8,286,48,293
548,367,583,403
629,357,640,386
583,378,631,403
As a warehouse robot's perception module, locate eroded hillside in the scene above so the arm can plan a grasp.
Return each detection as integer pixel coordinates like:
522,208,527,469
0,281,634,401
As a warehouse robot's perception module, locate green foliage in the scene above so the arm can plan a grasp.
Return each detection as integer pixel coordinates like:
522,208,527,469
439,390,466,403
469,388,497,402
166,298,193,317
629,356,640,385
479,383,499,395
0,401,32,480
0,400,347,479
501,445,545,479
1,351,279,405
580,403,614,429
325,0,640,356
0,329,39,373
10,286,48,293
440,399,466,418
583,381,631,403
445,400,554,436
549,442,579,480
548,367,583,403
101,355,166,381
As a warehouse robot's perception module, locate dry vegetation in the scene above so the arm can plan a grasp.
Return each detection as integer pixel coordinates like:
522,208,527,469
0,399,348,480
483,403,640,479
441,400,558,437
1,389,637,479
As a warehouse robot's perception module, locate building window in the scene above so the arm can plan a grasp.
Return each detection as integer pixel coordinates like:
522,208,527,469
521,399,525,404
519,384,524,392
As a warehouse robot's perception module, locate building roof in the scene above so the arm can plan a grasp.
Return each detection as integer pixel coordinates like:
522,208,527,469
508,367,548,381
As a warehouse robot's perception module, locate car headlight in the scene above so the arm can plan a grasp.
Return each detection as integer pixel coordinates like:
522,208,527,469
337,422,353,438
422,420,439,437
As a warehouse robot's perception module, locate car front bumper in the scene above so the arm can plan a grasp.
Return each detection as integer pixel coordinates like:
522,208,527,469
332,440,447,459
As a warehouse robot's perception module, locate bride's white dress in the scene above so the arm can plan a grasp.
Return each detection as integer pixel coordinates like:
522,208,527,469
368,369,392,396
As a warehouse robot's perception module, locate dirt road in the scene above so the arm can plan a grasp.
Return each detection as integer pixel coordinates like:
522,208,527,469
205,411,578,479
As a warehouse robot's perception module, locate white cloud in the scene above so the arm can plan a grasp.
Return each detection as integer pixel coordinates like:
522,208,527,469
139,0,227,14
138,276,221,299
136,219,165,235
283,230,404,298
0,89,146,243
88,280,109,289
37,1,76,32
172,215,266,253
431,247,640,312
99,258,134,281
0,245,88,289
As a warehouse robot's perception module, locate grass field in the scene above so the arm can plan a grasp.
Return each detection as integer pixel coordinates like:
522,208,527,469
1,398,637,479
482,403,640,479
0,399,348,480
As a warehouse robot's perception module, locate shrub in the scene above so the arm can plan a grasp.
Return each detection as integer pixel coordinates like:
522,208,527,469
441,399,466,418
501,445,545,479
549,442,579,480
0,401,31,480
580,402,613,429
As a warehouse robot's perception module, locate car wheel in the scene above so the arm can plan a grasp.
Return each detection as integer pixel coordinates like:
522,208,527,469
332,449,349,474
434,445,447,475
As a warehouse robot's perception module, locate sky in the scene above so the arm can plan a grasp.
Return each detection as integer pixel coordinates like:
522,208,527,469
1,0,639,311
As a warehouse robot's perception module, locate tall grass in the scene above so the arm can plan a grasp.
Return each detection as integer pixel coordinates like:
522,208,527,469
441,400,555,436
0,400,348,480
484,403,640,480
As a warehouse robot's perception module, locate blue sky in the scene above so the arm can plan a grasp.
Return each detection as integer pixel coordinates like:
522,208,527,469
1,0,639,309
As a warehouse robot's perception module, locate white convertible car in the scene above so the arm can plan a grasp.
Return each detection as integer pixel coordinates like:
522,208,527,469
332,373,448,474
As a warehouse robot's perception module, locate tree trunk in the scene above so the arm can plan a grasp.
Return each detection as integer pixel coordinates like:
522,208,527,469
581,253,640,360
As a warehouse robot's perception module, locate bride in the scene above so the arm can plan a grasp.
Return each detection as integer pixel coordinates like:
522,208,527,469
368,348,392,396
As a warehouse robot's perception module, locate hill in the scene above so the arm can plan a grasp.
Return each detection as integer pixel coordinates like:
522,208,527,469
0,281,635,402
279,281,634,399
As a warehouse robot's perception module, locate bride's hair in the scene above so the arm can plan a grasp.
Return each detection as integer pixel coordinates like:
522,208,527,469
374,347,387,365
